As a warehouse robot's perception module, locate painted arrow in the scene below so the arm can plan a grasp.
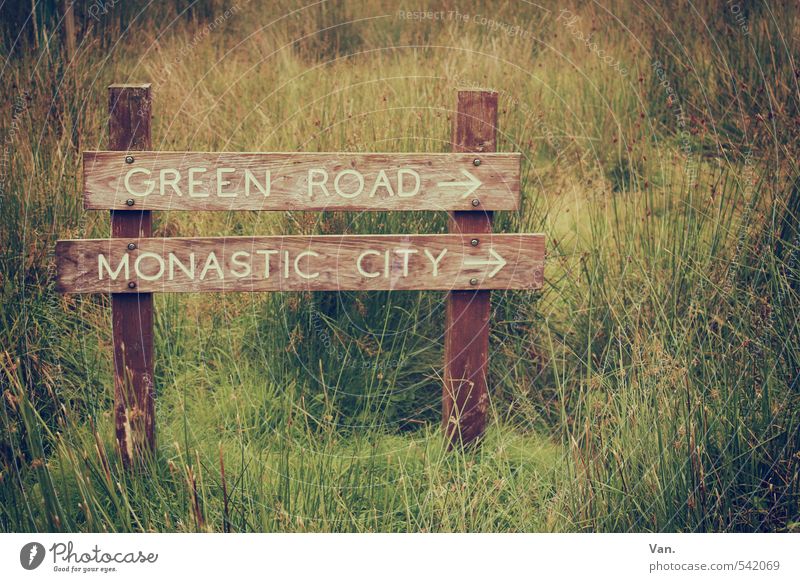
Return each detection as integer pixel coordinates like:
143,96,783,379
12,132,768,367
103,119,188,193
436,169,482,198
464,248,507,278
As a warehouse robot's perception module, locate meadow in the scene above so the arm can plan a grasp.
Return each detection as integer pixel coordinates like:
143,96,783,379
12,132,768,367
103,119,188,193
1,0,799,532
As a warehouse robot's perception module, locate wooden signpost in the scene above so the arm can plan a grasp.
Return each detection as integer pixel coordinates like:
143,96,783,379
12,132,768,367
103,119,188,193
56,84,545,465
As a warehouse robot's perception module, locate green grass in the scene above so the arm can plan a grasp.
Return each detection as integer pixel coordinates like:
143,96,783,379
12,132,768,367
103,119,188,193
1,0,799,532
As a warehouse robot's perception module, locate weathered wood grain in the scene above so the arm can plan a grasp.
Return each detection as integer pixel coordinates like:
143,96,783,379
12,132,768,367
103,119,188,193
443,90,498,447
83,151,521,211
55,234,545,293
108,83,155,467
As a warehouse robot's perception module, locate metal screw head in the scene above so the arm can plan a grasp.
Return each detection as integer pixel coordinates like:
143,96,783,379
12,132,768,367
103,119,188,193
125,155,135,164
128,281,137,289
127,243,136,251
470,238,479,247
473,158,481,167
469,278,479,286
471,199,480,207
125,198,135,206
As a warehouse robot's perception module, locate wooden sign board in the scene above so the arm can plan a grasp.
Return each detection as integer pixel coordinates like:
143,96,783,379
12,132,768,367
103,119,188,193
83,151,521,211
56,234,545,293
57,84,541,459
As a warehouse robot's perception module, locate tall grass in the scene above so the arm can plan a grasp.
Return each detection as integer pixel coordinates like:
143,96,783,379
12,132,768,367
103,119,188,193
1,0,798,532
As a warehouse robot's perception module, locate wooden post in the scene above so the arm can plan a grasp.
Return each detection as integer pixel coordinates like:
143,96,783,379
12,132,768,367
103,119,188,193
443,90,498,447
61,0,76,64
108,84,155,467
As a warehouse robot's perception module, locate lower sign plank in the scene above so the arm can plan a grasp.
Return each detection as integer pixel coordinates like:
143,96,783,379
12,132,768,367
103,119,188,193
55,234,545,293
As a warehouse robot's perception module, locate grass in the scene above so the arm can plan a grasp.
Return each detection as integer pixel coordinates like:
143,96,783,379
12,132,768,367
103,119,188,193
1,0,799,532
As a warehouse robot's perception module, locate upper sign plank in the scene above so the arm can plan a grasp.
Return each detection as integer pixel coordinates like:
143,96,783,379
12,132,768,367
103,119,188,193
55,234,544,293
83,152,520,211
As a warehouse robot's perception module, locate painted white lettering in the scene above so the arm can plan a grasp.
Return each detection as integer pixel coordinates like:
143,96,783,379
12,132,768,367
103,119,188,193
334,169,365,199
169,253,195,280
135,252,166,281
160,169,182,196
217,168,237,197
424,248,448,276
200,252,224,279
394,249,418,277
294,250,320,279
368,170,395,198
188,167,208,197
124,168,155,197
98,253,129,280
244,169,270,197
230,251,252,278
308,169,330,198
397,169,421,197
255,250,278,278
357,250,381,278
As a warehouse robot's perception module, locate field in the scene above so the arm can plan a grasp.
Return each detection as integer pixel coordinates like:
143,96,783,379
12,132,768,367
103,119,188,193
1,0,799,532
